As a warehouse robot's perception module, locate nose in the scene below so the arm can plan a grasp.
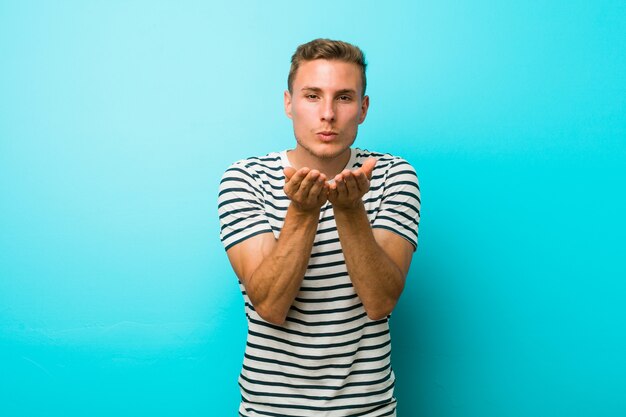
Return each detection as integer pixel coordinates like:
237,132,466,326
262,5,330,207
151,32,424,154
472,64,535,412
320,99,335,122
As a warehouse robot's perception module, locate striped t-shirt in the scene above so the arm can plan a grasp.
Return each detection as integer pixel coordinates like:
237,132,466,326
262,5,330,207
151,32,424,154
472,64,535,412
218,148,420,417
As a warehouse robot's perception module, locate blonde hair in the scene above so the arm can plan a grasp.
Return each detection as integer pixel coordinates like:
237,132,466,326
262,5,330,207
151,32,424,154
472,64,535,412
288,38,367,96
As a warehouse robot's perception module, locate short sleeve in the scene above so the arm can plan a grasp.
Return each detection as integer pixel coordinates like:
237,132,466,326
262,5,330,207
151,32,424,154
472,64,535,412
218,163,274,251
371,159,421,251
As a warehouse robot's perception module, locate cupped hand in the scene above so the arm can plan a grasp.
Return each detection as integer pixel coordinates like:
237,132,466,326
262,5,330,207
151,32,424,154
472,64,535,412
284,167,329,212
328,158,377,209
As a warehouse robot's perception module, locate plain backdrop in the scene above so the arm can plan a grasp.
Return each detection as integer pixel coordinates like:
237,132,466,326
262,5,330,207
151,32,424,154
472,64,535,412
1,1,625,416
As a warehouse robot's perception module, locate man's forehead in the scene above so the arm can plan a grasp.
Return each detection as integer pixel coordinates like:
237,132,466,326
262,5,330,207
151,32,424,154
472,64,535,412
293,59,363,92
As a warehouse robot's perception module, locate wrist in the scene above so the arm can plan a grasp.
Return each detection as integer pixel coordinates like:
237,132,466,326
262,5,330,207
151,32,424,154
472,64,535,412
288,203,321,219
332,200,366,217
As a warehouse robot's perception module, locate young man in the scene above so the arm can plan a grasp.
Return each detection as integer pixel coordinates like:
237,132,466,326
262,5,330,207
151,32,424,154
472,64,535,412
218,39,420,416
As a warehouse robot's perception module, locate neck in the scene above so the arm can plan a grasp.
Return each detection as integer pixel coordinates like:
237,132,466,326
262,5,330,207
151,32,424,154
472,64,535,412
287,147,352,179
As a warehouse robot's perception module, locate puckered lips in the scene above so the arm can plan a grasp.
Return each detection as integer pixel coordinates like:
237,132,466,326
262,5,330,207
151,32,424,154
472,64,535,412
316,130,339,142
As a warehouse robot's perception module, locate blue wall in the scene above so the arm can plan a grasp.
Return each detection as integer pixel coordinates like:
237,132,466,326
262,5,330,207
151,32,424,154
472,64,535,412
1,1,624,415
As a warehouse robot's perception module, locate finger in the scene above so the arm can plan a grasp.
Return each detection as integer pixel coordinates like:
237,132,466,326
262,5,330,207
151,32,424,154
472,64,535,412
322,180,330,195
290,167,310,185
344,172,360,199
318,178,330,205
327,177,337,192
334,170,351,191
327,183,338,202
361,158,377,179
283,167,296,182
354,169,370,193
284,167,310,194
294,169,320,200
334,174,348,198
307,173,326,200
327,176,338,203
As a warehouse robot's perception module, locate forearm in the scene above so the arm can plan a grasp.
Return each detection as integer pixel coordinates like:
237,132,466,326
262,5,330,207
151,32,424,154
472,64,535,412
247,204,319,324
334,202,405,320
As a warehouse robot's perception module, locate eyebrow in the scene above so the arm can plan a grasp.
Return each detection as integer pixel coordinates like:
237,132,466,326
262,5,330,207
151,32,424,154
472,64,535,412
300,87,358,95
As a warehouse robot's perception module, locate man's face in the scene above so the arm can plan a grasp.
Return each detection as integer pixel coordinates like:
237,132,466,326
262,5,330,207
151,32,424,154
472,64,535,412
284,59,369,163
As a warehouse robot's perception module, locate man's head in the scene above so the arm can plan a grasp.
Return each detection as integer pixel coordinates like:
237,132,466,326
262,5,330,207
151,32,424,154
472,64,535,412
288,39,367,97
284,39,370,168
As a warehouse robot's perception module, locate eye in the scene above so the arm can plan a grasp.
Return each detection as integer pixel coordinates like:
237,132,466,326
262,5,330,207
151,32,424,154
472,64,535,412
338,95,352,101
305,94,319,100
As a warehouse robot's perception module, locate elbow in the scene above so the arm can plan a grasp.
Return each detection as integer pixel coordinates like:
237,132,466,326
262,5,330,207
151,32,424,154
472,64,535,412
261,313,287,326
366,308,392,321
364,290,402,320
366,311,390,321
255,303,288,325
365,299,397,321
365,276,405,320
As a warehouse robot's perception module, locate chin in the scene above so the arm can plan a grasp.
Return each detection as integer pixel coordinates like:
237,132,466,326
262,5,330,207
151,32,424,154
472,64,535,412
313,147,350,160
310,141,354,158
294,134,355,162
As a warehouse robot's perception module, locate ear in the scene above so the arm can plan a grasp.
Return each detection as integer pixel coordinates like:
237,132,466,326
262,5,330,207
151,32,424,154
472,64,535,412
358,95,370,124
284,90,293,119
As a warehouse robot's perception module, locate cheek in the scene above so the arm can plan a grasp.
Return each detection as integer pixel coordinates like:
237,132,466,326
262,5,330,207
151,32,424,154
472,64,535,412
345,109,362,125
290,104,304,121
294,105,318,124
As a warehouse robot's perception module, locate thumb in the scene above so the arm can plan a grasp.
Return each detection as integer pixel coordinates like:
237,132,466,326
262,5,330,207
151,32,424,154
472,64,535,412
362,158,377,179
284,166,296,181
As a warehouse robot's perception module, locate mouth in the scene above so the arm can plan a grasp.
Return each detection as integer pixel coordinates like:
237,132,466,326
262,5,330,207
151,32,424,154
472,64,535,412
316,131,338,142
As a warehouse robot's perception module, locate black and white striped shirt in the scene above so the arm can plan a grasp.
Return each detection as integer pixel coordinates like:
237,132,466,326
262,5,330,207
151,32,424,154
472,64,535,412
218,148,420,416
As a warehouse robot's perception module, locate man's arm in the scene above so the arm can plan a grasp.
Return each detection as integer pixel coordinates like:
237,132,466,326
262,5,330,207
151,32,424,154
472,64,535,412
226,168,328,325
328,159,415,320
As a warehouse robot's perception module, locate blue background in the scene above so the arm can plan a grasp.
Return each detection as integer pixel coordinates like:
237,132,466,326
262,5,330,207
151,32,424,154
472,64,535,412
1,1,625,416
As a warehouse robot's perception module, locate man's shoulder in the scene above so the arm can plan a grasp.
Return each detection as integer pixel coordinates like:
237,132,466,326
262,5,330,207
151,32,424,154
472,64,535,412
228,151,284,169
222,151,285,180
353,148,415,172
